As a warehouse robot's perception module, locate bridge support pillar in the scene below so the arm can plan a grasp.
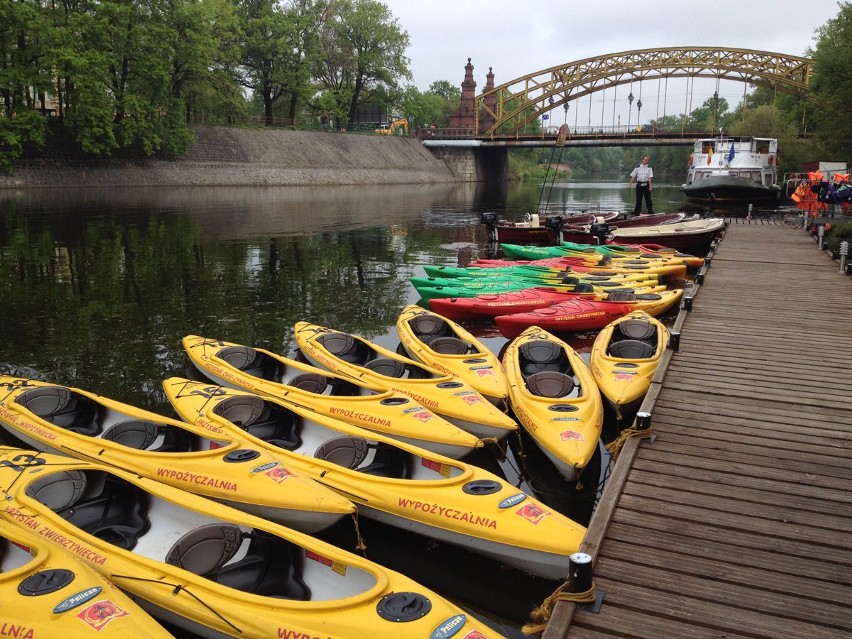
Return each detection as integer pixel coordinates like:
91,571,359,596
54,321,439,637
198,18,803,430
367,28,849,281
428,146,507,183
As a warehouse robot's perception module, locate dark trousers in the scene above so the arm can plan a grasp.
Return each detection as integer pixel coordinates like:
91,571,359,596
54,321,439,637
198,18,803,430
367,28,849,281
634,182,653,215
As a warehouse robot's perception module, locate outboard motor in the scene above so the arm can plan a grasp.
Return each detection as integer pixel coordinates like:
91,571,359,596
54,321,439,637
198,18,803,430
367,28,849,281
480,212,499,242
589,216,610,245
480,212,498,226
543,215,564,230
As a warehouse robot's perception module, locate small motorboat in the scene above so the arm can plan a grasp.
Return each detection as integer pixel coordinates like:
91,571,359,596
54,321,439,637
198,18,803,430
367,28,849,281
0,376,354,533
0,447,507,639
502,327,603,482
163,378,588,581
589,310,670,424
426,284,667,322
480,211,619,245
395,304,509,406
494,289,685,339
183,335,482,460
293,322,519,441
0,515,174,638
557,217,726,255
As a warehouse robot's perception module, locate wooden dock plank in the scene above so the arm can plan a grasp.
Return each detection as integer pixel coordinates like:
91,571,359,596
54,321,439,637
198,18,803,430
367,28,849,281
544,220,852,639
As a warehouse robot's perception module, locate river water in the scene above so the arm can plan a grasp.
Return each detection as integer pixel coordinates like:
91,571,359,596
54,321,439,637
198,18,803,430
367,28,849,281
0,178,770,637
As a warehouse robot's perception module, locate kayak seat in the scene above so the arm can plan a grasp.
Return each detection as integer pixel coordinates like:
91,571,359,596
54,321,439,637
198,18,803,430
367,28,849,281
314,437,408,478
16,386,102,436
429,337,470,355
358,442,410,479
243,404,303,451
317,332,370,365
364,357,408,378
634,293,663,301
616,319,656,341
608,340,656,359
606,291,638,302
315,436,370,468
287,373,329,394
409,314,452,344
211,394,301,449
518,340,570,376
217,346,281,382
214,530,310,600
525,371,576,398
147,425,194,453
166,523,243,576
212,395,266,427
25,469,88,510
166,525,310,600
49,471,149,551
101,420,160,450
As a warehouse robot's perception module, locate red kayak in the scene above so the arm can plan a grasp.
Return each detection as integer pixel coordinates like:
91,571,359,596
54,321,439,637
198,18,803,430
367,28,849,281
428,286,600,321
493,289,684,338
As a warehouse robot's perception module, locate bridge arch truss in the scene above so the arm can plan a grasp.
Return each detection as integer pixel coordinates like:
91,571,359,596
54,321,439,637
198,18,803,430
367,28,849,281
475,47,815,137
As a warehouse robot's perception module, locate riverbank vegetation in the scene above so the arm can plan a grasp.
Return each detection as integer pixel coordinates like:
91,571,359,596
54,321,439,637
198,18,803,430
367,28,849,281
1,1,850,175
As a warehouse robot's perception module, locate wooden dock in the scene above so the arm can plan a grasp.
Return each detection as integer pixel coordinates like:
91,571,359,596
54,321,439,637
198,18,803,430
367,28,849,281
543,218,852,639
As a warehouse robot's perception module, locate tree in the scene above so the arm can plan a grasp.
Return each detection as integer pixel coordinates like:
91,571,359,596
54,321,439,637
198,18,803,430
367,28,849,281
0,0,49,169
163,0,243,130
400,81,459,129
809,1,852,158
315,0,410,126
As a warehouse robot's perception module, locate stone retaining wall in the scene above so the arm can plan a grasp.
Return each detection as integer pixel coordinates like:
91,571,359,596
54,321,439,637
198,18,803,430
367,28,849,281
0,125,461,188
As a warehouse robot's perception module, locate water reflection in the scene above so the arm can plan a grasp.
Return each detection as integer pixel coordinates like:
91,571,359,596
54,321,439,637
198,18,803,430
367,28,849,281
0,179,772,637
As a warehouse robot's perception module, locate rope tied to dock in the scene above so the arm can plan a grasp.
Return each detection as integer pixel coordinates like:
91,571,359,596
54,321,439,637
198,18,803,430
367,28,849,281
521,580,597,635
605,424,654,461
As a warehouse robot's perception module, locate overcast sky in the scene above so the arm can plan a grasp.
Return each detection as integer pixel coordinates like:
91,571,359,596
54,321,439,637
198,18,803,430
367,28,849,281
383,0,843,125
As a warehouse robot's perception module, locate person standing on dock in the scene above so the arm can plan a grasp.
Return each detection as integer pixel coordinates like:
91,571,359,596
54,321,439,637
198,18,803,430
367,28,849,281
628,155,654,215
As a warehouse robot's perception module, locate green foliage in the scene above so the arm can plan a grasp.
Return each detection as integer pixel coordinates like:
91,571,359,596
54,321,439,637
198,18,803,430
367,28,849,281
314,0,411,126
826,221,852,253
0,110,46,172
400,84,458,129
809,2,852,158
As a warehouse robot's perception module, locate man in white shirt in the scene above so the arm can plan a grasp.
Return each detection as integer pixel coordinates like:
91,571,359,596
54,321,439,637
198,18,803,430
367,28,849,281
627,155,654,215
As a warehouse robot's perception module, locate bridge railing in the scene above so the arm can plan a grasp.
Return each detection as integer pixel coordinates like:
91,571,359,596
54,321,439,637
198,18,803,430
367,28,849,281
418,125,716,142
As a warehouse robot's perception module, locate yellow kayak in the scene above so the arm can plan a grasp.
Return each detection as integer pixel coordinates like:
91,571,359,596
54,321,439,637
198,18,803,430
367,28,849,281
502,327,604,482
395,304,509,406
163,377,588,580
183,335,481,459
590,310,670,423
0,376,353,533
294,322,519,441
0,447,508,639
0,516,173,638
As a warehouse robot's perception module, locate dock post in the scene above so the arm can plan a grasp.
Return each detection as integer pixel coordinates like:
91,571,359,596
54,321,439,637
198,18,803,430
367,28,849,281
818,224,825,250
669,330,681,351
568,552,594,593
840,241,849,274
635,411,652,431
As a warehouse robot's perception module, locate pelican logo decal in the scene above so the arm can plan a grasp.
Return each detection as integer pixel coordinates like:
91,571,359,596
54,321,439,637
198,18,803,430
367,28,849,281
431,614,467,639
251,461,279,474
498,493,527,509
53,586,102,613
76,600,128,630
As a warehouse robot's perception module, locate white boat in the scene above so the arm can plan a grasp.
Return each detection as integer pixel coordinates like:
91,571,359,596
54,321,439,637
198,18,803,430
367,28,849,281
681,136,780,204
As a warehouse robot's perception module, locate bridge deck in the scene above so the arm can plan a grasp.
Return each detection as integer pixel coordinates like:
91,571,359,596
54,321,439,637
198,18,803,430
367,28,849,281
543,218,852,639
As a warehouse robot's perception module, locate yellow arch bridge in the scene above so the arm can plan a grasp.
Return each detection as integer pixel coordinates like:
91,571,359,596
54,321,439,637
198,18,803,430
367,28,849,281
424,47,816,148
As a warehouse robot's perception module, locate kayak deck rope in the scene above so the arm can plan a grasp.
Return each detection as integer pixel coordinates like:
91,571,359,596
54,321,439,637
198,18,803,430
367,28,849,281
605,424,654,461
521,580,597,635
350,511,367,553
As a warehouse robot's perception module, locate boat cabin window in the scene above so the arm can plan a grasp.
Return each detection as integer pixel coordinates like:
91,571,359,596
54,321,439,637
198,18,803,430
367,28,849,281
701,142,715,154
